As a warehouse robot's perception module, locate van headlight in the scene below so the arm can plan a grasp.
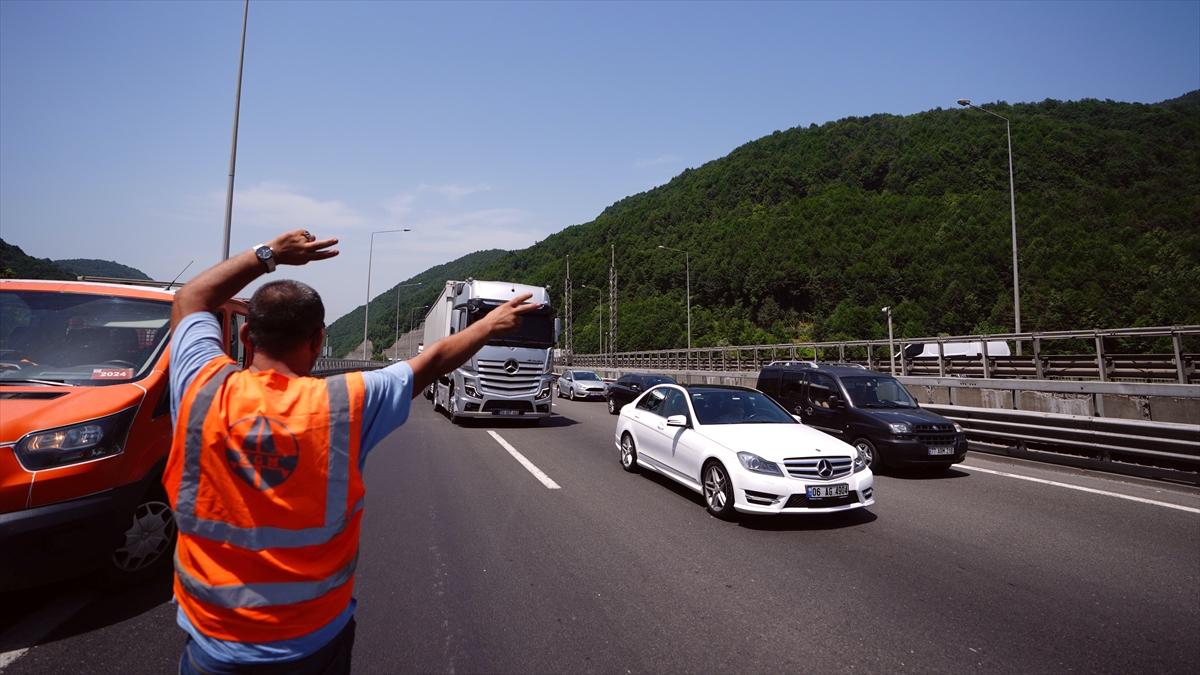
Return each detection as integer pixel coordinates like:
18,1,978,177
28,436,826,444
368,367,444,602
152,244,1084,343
737,451,783,477
888,422,911,435
14,407,138,470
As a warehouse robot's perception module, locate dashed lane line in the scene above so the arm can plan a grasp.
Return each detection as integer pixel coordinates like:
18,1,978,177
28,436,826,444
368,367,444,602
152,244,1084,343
486,431,561,490
958,463,1200,514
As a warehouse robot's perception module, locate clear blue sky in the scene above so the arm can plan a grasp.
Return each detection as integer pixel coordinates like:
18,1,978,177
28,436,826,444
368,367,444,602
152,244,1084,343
2,0,1197,320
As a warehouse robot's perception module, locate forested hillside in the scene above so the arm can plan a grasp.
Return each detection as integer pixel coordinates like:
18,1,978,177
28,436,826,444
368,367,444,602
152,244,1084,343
326,249,508,358
338,92,1200,355
55,258,150,280
0,240,73,280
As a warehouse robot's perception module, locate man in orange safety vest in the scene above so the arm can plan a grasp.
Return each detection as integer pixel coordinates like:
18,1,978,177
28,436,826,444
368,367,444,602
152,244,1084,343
165,229,538,673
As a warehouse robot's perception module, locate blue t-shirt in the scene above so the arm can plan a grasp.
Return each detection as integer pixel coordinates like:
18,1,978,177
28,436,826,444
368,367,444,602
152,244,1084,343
168,312,414,664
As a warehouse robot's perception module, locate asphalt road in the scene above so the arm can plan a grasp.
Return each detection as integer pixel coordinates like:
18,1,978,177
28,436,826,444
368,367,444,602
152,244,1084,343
3,395,1199,674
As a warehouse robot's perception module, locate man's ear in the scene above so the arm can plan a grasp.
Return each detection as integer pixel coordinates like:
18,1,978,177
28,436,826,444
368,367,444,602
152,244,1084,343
239,323,255,365
310,326,325,355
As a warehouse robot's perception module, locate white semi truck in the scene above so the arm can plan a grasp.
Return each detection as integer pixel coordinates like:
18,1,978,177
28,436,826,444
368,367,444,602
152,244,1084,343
423,279,557,423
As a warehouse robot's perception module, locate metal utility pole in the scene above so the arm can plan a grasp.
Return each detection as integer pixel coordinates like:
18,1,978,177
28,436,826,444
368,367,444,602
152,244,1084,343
957,98,1022,354
608,244,617,361
563,256,573,364
221,0,249,261
363,228,411,360
882,306,895,375
391,283,423,360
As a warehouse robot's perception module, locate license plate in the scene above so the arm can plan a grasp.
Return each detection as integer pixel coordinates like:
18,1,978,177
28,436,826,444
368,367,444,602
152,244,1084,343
928,446,956,456
806,484,849,499
495,410,523,416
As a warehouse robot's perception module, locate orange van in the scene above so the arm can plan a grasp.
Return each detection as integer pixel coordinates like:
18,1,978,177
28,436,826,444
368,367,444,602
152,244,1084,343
0,278,249,590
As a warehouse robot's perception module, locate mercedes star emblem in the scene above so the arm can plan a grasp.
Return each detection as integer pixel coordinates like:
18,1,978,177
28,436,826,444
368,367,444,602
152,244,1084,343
503,359,520,374
816,459,833,478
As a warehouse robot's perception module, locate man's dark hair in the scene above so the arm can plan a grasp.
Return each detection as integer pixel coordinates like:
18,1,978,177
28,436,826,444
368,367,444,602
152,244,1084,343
247,280,325,354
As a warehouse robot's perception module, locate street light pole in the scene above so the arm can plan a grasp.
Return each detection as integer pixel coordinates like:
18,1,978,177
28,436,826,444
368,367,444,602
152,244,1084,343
220,0,249,260
656,245,690,351
882,306,895,375
957,98,1021,354
363,228,411,360
391,283,423,360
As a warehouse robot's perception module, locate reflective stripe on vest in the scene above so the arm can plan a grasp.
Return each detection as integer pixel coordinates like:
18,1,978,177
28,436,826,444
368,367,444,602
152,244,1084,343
175,552,359,609
174,371,358,551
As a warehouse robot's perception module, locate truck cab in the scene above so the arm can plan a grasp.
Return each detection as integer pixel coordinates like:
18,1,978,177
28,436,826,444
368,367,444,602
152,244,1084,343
426,279,557,423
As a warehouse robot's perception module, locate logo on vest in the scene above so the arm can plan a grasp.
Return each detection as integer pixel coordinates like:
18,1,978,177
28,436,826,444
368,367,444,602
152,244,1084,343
225,416,300,490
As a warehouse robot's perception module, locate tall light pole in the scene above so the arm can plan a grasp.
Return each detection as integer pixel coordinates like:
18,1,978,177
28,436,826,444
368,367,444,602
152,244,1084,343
363,228,411,360
221,0,250,260
656,245,690,352
882,306,895,375
957,98,1021,354
390,283,423,360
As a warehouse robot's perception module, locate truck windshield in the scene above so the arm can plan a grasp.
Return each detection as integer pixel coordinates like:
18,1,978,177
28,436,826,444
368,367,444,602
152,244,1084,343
0,290,172,385
464,300,556,349
841,375,917,408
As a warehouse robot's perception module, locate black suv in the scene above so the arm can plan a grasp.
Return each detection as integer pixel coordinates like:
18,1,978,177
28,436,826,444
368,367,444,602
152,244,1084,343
755,362,966,471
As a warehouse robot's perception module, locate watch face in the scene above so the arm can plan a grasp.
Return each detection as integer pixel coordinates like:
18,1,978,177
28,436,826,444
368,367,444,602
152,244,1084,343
257,247,271,260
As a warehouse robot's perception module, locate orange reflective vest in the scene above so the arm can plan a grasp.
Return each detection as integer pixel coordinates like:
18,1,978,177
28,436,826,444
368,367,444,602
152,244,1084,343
163,357,367,643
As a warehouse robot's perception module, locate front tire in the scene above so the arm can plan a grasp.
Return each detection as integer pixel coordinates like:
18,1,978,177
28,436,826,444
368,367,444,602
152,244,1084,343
607,398,618,415
103,484,176,586
853,438,882,472
702,461,736,520
448,383,460,424
568,386,575,401
619,433,639,473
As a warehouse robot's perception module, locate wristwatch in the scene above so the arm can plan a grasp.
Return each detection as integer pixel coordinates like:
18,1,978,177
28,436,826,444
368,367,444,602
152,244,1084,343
253,244,276,272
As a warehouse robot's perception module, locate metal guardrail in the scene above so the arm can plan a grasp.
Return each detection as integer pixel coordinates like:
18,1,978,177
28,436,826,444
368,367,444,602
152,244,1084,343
312,358,388,376
566,324,1200,384
925,404,1200,485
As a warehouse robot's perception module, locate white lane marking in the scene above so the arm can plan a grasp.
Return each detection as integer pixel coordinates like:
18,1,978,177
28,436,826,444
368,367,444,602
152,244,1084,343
487,431,561,490
0,589,98,670
959,464,1200,514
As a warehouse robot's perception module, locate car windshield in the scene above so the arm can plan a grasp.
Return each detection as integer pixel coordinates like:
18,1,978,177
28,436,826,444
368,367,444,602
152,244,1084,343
573,371,600,380
841,375,918,408
0,290,171,386
689,388,796,425
464,299,556,349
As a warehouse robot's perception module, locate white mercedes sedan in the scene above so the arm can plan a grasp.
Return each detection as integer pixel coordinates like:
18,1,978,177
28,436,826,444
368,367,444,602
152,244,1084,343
614,384,875,519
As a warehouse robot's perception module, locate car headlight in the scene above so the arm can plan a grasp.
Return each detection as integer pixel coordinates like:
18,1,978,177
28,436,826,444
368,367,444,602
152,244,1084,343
737,451,783,477
888,422,911,435
14,407,137,470
853,447,869,473
953,422,964,433
463,382,480,398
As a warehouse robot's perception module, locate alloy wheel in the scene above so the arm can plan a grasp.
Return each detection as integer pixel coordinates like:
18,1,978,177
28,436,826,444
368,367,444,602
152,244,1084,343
111,500,176,573
620,435,634,468
703,465,728,511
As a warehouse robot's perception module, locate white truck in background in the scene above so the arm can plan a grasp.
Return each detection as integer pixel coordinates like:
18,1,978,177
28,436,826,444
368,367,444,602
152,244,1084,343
423,279,557,423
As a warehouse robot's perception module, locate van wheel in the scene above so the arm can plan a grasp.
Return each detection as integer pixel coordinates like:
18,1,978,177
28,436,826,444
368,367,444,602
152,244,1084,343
854,438,882,471
104,484,176,586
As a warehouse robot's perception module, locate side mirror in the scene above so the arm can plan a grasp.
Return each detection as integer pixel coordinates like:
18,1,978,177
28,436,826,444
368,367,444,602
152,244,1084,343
631,384,640,390
666,415,689,428
831,396,847,409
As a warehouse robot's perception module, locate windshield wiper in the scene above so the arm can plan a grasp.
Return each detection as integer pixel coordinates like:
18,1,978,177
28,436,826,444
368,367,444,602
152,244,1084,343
0,377,76,387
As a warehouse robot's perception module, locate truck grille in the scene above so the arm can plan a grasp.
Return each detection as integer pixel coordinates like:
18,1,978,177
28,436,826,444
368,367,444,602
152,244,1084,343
782,456,853,480
476,359,542,395
913,423,957,446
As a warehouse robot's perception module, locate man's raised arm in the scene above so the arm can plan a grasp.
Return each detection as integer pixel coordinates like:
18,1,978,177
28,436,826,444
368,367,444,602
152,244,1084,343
171,230,339,328
406,293,540,398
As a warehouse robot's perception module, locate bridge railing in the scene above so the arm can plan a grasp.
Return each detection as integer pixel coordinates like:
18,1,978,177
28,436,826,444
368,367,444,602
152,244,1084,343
312,358,388,376
563,324,1200,383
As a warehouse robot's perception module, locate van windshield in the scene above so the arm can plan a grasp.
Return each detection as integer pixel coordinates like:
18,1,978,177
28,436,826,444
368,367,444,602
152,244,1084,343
0,290,172,385
841,375,917,408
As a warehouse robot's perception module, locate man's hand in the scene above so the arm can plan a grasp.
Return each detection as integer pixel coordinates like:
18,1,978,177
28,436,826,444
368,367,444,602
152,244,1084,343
480,293,542,337
269,230,339,266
